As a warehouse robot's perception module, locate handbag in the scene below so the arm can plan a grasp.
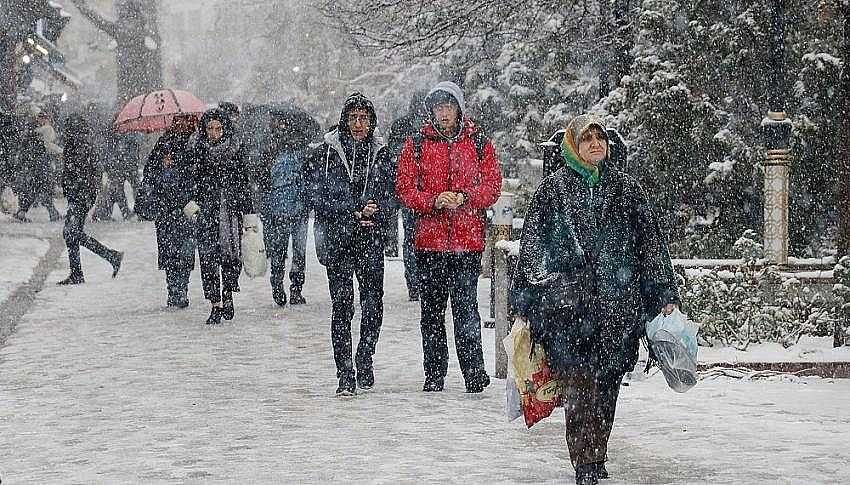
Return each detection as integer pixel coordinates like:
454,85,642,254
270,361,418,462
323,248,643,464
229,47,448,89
534,268,593,317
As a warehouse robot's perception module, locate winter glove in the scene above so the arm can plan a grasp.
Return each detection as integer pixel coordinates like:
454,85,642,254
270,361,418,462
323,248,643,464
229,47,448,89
182,200,201,219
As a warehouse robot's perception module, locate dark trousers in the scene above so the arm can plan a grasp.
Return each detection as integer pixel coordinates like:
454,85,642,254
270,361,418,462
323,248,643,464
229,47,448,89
95,170,137,220
417,251,485,383
562,371,623,467
197,219,242,304
165,267,191,303
326,235,385,378
262,212,307,291
19,188,59,218
401,208,418,293
63,201,117,277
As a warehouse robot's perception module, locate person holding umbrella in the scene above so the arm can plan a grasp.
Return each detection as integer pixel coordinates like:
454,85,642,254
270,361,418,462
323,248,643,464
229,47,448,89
184,109,254,325
57,114,124,285
254,106,313,307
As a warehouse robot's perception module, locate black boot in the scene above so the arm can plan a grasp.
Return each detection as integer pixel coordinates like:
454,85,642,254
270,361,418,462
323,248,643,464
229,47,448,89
206,306,223,325
289,286,306,305
465,369,491,393
575,464,599,485
422,377,444,392
110,251,124,278
335,373,356,397
57,274,85,285
594,462,609,480
356,366,374,390
273,287,287,307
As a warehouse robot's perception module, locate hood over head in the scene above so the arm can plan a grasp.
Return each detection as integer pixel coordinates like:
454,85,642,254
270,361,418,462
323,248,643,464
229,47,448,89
339,92,377,141
198,108,235,143
562,114,608,165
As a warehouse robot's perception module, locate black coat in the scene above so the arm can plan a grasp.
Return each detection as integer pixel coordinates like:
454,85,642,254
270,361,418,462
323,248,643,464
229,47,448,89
15,127,51,196
141,136,196,271
511,164,679,378
192,136,253,256
305,129,394,267
61,134,100,208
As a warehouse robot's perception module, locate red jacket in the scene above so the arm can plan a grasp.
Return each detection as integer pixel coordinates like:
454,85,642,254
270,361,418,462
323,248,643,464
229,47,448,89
396,119,502,252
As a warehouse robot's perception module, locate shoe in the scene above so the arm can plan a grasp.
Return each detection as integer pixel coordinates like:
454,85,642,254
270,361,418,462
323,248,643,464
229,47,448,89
465,370,491,393
175,299,189,309
335,375,356,397
48,212,62,222
408,289,419,301
273,288,287,307
110,251,124,278
12,211,30,223
221,299,234,320
356,367,374,390
594,462,609,480
575,464,599,485
57,274,85,285
422,378,444,392
206,306,222,325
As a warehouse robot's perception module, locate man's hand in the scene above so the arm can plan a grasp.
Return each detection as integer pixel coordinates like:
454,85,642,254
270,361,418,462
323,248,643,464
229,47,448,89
362,200,379,218
434,191,458,210
183,200,200,220
662,303,676,316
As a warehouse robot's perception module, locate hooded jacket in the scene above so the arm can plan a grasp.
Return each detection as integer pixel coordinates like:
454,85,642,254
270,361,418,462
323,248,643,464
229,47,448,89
395,81,502,252
305,92,394,266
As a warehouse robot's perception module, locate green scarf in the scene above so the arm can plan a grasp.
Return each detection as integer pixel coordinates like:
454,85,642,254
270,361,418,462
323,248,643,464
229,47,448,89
560,142,601,187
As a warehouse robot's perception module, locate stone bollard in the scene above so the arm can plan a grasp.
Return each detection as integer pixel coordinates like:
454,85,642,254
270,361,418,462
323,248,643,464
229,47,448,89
492,193,514,379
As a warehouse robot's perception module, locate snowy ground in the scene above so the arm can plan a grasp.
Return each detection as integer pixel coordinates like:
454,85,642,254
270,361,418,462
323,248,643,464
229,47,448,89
1,210,849,484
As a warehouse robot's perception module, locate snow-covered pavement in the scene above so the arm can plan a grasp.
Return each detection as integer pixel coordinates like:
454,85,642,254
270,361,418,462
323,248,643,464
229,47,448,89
1,217,849,484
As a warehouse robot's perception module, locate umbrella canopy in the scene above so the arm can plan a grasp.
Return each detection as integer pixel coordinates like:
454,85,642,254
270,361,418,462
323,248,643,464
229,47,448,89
114,89,207,133
241,101,321,168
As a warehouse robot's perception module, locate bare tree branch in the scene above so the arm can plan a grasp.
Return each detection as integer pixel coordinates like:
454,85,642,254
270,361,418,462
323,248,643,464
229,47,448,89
69,0,119,39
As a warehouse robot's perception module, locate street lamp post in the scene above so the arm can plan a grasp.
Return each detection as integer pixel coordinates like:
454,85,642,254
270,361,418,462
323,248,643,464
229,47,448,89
762,0,793,266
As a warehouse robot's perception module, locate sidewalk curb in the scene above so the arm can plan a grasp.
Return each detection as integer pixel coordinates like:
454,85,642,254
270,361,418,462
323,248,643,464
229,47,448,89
0,236,65,347
699,361,850,378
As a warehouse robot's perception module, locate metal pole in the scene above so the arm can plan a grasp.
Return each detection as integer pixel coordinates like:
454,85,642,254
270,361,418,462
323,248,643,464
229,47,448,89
492,192,514,379
762,0,791,265
837,2,850,256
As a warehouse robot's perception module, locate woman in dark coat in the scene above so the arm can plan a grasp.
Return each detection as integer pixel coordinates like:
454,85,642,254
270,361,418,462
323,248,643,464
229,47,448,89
57,114,123,285
511,114,679,485
140,137,196,308
185,109,253,325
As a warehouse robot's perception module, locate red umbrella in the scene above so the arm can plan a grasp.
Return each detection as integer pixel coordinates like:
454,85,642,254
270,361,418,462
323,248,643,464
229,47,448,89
114,89,207,133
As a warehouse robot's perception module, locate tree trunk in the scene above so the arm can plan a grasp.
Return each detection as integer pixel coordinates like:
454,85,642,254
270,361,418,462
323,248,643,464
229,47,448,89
599,0,634,99
0,35,16,113
838,2,850,256
70,0,163,106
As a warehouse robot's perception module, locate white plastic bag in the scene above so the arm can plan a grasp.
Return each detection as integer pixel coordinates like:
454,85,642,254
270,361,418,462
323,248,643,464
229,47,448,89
241,214,267,278
646,309,700,393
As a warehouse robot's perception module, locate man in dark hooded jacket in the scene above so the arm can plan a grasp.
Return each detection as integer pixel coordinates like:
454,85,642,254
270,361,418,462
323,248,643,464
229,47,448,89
396,81,503,394
305,92,394,397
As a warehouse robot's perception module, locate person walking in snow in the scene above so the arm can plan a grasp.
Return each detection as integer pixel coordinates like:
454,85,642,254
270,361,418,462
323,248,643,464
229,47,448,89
13,113,61,222
57,114,123,285
510,114,679,485
395,81,502,393
254,107,311,307
141,136,197,309
386,90,428,301
94,127,140,221
185,109,254,325
305,92,394,396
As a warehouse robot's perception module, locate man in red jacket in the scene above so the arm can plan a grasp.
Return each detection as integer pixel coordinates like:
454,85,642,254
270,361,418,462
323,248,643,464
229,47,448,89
396,81,503,393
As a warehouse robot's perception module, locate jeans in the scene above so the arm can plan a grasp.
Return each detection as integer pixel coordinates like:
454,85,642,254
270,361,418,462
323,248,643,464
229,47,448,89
326,232,385,378
417,251,485,383
262,212,307,291
63,201,117,277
